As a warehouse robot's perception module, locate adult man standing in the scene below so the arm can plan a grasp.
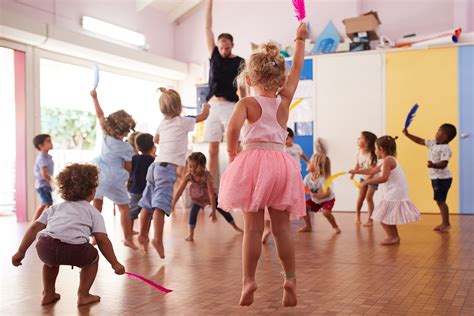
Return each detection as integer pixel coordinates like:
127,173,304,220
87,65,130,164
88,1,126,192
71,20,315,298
204,0,246,183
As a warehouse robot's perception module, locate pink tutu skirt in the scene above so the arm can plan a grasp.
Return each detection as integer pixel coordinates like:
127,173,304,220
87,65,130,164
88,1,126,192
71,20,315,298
371,200,420,225
218,144,306,219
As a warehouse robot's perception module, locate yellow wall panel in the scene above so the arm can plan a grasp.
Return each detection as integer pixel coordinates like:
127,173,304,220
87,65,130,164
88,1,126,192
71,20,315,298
386,48,459,214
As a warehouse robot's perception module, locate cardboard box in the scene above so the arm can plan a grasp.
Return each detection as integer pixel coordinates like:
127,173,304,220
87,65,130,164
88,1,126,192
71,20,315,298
343,11,381,41
350,42,370,52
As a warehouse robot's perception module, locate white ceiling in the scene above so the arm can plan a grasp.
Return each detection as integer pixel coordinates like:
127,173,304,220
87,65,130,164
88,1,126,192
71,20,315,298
137,0,203,22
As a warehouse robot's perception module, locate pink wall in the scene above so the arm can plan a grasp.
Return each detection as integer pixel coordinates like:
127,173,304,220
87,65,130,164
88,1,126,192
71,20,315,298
174,0,473,65
0,0,175,59
14,50,27,222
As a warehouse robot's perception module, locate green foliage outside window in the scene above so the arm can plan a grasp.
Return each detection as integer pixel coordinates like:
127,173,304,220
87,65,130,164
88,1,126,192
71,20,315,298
41,107,97,150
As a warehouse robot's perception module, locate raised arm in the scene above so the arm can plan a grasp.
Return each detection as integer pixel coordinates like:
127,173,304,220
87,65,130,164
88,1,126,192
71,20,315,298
196,103,210,123
403,128,425,146
90,90,107,130
226,99,248,161
12,222,46,266
278,23,307,104
205,0,216,56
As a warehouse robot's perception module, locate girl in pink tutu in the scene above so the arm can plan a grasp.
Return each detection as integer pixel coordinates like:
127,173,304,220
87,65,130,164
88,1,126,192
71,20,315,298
350,136,420,245
218,23,307,307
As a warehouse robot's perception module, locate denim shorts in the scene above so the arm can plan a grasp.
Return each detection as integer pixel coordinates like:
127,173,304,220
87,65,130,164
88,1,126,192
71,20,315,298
360,178,378,190
138,163,177,216
129,192,142,220
36,186,53,205
431,178,452,202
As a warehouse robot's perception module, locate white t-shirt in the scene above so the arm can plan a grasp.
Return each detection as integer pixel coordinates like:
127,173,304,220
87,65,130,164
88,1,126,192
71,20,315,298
303,174,335,204
425,140,452,179
37,200,107,244
357,150,374,180
285,143,303,170
156,116,196,167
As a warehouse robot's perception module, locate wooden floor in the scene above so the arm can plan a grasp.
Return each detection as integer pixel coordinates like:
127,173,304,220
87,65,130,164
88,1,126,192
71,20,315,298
1,208,474,315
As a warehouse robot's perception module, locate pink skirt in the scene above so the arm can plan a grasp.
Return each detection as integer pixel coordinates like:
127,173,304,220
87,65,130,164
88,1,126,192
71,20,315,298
371,200,421,225
218,143,306,219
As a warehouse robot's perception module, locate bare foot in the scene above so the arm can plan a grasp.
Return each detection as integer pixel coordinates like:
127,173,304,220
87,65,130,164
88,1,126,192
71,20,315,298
363,220,373,227
151,239,165,259
239,280,257,306
333,226,341,234
185,235,194,242
138,235,149,253
298,226,312,233
282,279,297,307
77,294,101,306
123,238,138,250
262,231,271,244
355,219,361,225
433,224,442,231
41,293,60,305
380,237,400,246
438,225,451,233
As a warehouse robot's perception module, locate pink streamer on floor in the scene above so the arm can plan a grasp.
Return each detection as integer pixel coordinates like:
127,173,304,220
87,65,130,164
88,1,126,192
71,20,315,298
125,272,173,293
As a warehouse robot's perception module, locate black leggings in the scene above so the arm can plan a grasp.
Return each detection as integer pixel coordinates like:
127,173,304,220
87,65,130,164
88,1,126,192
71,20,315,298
189,198,234,226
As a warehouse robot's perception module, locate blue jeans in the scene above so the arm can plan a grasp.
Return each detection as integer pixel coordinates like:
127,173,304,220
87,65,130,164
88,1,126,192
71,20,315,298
189,198,234,226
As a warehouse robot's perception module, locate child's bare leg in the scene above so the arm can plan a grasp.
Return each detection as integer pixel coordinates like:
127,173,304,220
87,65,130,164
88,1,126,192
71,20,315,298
363,187,375,227
77,259,100,306
355,186,367,224
322,209,341,234
41,265,61,305
240,210,264,306
380,223,400,245
186,226,195,242
152,210,166,259
262,220,271,243
393,225,400,240
298,211,312,232
117,204,137,250
33,205,49,221
138,208,152,252
268,208,297,307
435,201,451,232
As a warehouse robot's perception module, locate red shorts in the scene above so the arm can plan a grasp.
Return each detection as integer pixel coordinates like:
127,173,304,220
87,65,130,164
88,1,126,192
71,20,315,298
36,236,98,268
306,198,336,213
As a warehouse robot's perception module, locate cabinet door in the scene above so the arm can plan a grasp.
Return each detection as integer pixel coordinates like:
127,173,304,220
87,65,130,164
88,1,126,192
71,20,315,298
386,48,459,213
459,46,474,214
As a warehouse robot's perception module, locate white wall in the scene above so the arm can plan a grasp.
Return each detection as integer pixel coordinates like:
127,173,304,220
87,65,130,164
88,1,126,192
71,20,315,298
174,0,360,65
174,0,472,66
0,0,175,59
314,53,385,212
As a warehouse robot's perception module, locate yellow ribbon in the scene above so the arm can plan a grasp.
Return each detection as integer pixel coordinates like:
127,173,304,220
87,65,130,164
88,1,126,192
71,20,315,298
289,98,304,111
323,172,347,193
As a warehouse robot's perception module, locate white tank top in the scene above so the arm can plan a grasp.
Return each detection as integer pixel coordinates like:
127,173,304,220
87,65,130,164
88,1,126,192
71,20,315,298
383,157,410,201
